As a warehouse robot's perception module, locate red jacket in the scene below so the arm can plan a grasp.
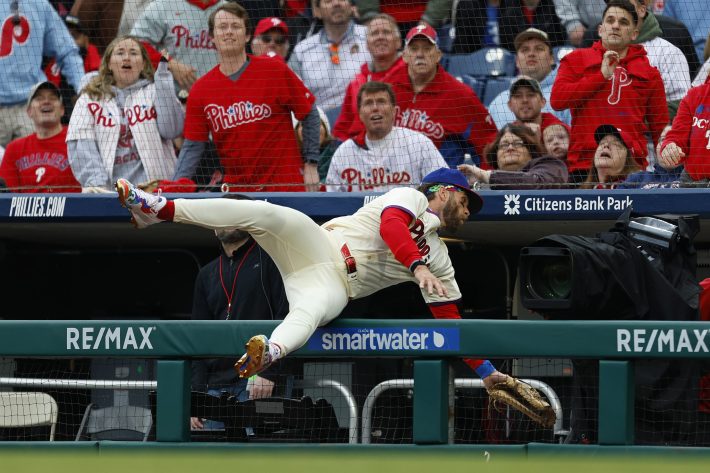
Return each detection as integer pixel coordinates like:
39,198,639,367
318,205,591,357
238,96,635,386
381,62,497,160
551,41,668,173
332,58,403,142
661,82,710,180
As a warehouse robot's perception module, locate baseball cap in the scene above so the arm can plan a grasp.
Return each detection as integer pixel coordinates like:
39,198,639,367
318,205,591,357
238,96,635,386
27,81,61,108
421,168,483,214
254,17,289,37
513,28,551,51
509,75,543,96
594,124,645,157
405,24,438,46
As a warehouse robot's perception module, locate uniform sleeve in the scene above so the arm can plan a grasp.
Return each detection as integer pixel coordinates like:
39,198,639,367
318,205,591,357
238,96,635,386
378,187,429,220
550,55,608,111
183,85,210,142
130,3,167,46
153,61,185,140
380,207,422,270
279,62,316,121
66,95,111,188
553,0,583,33
44,6,85,93
0,142,20,189
661,89,694,159
262,251,290,320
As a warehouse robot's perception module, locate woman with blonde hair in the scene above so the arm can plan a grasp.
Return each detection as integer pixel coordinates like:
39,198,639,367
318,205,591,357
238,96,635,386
67,35,184,192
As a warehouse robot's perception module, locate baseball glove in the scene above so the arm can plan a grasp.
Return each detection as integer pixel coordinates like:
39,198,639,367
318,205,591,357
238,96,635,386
486,377,556,428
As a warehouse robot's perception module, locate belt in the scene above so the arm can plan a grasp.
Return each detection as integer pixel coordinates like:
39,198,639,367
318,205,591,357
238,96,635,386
340,243,357,278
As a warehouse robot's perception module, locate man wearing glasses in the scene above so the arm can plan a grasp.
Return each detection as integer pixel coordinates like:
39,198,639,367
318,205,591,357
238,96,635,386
250,17,290,60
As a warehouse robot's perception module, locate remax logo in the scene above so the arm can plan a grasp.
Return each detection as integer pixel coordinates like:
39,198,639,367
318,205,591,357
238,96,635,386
307,328,460,351
504,194,520,215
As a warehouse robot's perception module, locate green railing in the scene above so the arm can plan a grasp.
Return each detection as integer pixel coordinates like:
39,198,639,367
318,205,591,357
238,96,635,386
1,319,708,445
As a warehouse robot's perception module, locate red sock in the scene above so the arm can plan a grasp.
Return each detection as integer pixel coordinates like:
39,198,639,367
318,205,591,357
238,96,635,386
157,201,175,221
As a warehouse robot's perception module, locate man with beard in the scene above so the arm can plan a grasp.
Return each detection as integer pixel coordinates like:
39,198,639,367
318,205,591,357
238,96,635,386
114,168,510,388
190,195,288,431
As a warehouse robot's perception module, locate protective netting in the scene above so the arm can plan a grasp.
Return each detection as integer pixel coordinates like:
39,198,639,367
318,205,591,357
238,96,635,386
0,1,707,192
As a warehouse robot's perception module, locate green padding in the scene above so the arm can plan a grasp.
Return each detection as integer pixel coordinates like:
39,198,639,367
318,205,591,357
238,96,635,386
2,319,710,358
0,441,99,451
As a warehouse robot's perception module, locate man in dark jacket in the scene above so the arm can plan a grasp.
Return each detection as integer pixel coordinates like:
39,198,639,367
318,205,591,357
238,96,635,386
190,196,289,431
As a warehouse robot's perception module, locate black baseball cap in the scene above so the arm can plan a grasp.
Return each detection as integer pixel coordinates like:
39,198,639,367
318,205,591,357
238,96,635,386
421,168,483,214
509,75,543,96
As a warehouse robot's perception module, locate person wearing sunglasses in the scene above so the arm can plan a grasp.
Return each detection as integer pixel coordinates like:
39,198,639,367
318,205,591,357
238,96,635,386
251,17,290,59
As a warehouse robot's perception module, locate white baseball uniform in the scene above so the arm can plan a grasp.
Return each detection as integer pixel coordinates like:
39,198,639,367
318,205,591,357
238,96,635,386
172,187,461,353
325,127,448,193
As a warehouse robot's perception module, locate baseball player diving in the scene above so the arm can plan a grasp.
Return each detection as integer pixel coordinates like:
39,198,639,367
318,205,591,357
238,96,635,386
115,168,555,427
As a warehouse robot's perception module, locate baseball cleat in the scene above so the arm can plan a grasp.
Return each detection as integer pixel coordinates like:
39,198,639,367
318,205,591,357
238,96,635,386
115,178,166,229
235,335,273,378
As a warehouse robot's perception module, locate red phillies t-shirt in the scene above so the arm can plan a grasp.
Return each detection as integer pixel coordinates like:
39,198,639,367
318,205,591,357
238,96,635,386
184,55,315,192
0,127,81,193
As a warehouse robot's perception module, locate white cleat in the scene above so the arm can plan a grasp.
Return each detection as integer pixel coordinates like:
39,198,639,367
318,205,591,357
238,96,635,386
115,178,166,229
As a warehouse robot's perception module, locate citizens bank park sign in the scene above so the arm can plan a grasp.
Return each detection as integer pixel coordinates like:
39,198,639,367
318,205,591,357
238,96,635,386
502,194,633,216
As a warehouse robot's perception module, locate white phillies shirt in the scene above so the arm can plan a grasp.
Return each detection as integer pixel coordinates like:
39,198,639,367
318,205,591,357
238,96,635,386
323,187,461,304
326,127,449,193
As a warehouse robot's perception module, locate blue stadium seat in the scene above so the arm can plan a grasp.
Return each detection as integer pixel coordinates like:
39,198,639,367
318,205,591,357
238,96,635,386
437,24,455,54
553,45,576,65
482,77,516,107
457,75,485,98
446,47,516,78
324,106,342,129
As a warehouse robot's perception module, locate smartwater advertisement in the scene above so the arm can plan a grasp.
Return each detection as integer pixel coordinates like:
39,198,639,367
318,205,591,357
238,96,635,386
307,327,460,352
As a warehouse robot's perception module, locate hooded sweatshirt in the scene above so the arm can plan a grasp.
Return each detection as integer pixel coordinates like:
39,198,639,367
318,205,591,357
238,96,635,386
550,41,668,173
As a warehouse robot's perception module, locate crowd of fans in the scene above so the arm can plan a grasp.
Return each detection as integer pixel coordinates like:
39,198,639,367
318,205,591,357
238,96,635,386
0,0,709,193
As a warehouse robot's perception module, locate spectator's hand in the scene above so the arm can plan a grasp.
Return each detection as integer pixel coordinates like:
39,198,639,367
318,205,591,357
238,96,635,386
190,417,204,430
303,162,320,191
414,264,448,298
81,186,114,193
248,376,275,400
568,25,586,47
522,122,541,141
457,164,491,184
659,142,685,169
601,50,620,79
168,59,198,90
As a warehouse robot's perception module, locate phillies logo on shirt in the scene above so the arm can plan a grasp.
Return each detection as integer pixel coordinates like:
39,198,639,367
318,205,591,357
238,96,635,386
607,66,632,105
204,101,272,132
410,218,431,257
339,167,411,191
0,15,30,57
395,107,445,140
87,102,116,127
125,104,157,126
171,26,215,50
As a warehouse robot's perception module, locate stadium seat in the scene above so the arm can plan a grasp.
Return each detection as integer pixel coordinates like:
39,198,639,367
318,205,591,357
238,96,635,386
324,106,342,130
457,75,485,98
553,45,576,65
446,47,516,78
483,77,516,107
0,392,58,441
75,404,152,441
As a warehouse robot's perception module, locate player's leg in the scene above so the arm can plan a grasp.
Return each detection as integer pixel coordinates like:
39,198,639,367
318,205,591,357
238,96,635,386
116,179,339,274
236,264,349,378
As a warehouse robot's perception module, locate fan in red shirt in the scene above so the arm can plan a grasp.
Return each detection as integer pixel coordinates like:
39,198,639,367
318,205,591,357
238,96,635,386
550,0,668,181
0,82,80,193
381,25,497,167
173,3,320,192
659,81,710,181
332,13,403,142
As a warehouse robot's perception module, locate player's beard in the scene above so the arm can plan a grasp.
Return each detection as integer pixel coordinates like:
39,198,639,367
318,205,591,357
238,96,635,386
441,197,463,233
216,228,250,245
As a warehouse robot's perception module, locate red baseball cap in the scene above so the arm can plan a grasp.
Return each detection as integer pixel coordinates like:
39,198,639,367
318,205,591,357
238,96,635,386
594,124,646,158
254,17,289,37
405,24,438,46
